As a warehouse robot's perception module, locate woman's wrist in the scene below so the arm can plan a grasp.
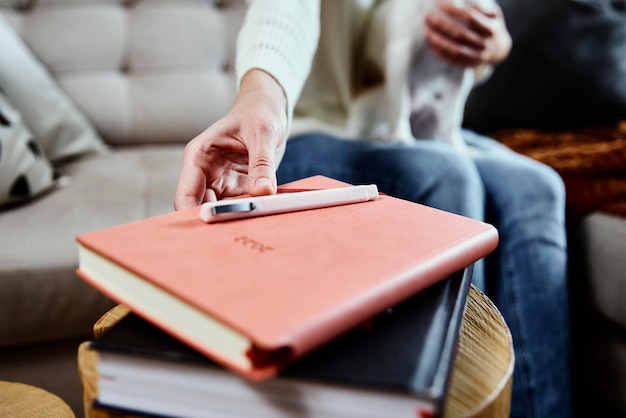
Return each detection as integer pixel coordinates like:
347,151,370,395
238,69,288,119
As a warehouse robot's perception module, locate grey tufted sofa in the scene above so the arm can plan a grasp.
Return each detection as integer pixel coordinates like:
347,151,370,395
0,1,245,415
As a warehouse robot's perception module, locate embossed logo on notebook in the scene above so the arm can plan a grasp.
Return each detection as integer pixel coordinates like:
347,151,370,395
234,235,274,254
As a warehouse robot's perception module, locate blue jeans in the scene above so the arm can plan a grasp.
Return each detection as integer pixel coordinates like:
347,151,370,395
277,132,571,418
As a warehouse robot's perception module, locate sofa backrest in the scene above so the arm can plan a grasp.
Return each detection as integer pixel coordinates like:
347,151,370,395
0,0,246,146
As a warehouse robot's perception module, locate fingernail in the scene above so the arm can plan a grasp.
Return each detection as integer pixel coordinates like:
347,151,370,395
255,178,272,189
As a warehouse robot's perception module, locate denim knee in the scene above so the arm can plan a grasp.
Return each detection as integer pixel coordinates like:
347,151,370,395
479,155,566,245
529,163,565,212
510,160,565,221
365,145,484,220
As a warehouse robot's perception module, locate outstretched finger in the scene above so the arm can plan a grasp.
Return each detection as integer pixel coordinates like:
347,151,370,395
426,8,487,51
247,146,278,196
174,144,209,210
425,26,482,67
438,3,493,37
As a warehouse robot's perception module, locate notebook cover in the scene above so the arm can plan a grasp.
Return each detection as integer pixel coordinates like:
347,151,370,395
77,175,498,380
91,268,473,418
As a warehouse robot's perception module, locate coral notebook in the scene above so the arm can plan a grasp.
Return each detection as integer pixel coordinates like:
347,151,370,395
76,175,498,381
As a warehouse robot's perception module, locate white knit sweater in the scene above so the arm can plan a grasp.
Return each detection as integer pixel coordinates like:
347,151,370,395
236,0,492,147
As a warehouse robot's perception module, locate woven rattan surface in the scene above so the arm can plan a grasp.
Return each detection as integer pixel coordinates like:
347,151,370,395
0,381,75,418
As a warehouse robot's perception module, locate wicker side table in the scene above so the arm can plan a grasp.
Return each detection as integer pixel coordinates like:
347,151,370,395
78,285,514,418
0,381,75,418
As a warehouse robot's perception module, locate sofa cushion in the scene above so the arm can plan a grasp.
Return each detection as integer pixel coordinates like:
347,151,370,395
0,13,108,163
0,0,245,146
0,145,184,347
0,88,56,208
464,0,626,133
569,213,626,328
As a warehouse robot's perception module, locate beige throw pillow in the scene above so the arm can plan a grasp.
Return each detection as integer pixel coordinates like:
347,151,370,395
0,13,108,163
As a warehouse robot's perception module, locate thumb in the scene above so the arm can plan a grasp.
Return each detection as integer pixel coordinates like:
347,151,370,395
248,144,278,196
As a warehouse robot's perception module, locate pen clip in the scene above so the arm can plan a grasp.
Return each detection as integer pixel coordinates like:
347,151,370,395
211,201,256,215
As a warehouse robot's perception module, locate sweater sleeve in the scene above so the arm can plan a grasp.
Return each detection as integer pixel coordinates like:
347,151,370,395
236,0,321,128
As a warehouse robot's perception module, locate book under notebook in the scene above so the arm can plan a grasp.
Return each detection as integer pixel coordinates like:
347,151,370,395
91,268,474,418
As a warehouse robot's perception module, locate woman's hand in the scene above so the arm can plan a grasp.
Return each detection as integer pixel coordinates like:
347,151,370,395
424,1,512,68
174,70,288,210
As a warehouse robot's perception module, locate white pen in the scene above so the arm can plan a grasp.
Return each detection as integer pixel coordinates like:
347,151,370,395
199,184,379,223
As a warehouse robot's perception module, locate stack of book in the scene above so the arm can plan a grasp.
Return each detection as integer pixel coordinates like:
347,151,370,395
77,176,498,418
